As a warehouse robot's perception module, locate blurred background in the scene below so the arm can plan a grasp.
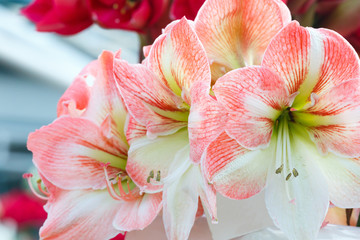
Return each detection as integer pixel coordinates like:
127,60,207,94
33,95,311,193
0,0,139,238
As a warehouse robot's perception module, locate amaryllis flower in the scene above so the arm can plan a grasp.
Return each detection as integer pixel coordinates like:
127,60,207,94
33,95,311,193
194,0,291,82
21,0,92,35
200,21,360,239
114,18,217,240
27,51,162,239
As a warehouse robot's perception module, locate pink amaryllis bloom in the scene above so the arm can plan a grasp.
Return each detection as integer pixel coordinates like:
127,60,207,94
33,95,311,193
200,21,360,239
27,51,162,239
114,18,217,240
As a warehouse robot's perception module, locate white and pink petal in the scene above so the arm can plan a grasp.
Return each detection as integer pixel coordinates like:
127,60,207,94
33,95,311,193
40,190,122,240
294,79,360,157
204,132,270,200
213,66,291,149
145,17,211,103
113,192,163,231
195,0,291,79
262,21,360,109
28,117,126,190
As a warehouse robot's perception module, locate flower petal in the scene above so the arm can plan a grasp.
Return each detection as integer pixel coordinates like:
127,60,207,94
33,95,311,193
263,21,360,109
316,154,360,208
195,0,291,80
56,62,93,117
126,128,189,193
84,51,129,145
40,190,121,240
204,132,270,199
213,66,291,149
197,169,217,222
145,17,211,104
113,192,163,231
114,59,188,138
28,117,126,190
265,126,329,240
188,81,227,163
162,164,200,240
294,79,360,157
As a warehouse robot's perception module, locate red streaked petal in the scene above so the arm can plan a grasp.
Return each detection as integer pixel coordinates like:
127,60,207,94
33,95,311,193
84,51,129,146
263,22,360,109
188,81,227,163
213,66,290,149
57,61,96,117
113,192,162,231
114,59,184,113
114,59,189,137
40,190,122,240
295,79,360,157
204,132,269,200
145,17,211,104
195,0,291,80
126,116,147,145
28,117,126,190
262,21,313,107
312,28,360,95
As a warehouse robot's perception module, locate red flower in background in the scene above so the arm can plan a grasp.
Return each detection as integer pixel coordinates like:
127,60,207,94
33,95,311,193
170,0,204,20
0,191,47,228
88,0,169,32
22,0,169,35
21,0,92,35
286,0,360,53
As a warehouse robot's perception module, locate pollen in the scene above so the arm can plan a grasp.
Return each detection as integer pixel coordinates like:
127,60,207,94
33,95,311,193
275,164,284,174
156,170,161,181
147,170,155,183
285,172,292,181
292,168,299,177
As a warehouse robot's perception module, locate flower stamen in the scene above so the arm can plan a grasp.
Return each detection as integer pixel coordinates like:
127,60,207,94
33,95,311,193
101,162,140,202
23,173,49,200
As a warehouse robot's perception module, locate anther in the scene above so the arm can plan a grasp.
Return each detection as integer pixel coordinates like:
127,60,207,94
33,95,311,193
292,168,299,177
275,164,283,174
156,170,161,182
147,170,155,183
285,173,292,181
113,3,119,9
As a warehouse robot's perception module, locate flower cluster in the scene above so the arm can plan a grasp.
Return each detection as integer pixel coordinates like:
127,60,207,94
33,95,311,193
26,0,360,239
21,0,169,34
